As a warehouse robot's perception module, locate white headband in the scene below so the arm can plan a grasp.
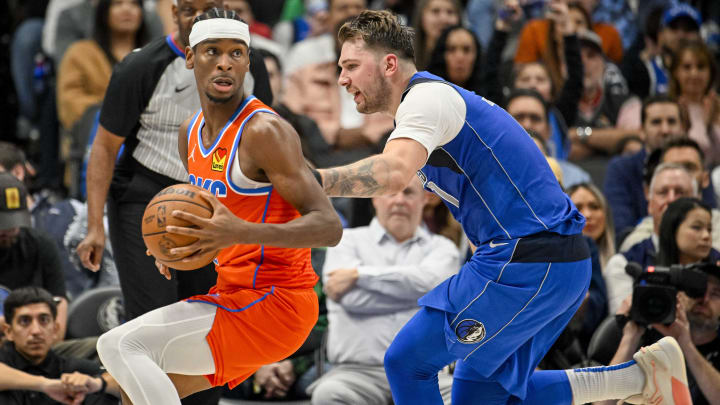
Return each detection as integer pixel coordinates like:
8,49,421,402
189,18,251,49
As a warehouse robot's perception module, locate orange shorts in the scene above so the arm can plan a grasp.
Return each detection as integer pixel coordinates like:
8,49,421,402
185,286,318,388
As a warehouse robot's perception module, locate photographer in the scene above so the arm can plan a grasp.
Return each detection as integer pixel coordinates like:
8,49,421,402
599,198,720,405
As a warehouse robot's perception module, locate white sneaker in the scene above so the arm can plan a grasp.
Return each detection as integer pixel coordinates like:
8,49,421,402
624,336,692,405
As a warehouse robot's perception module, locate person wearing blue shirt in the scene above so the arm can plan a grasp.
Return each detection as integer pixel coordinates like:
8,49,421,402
314,10,693,405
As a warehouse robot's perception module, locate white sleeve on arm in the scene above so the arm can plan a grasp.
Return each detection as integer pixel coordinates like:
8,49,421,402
388,82,466,158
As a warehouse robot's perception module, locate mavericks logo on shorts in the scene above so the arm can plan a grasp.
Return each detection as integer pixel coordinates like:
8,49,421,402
455,319,486,344
212,148,228,172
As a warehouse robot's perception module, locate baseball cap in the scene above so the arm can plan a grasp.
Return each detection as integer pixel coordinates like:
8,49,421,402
662,3,701,30
577,30,604,55
0,173,31,231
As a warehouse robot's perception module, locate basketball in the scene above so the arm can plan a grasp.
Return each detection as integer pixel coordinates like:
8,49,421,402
142,184,219,270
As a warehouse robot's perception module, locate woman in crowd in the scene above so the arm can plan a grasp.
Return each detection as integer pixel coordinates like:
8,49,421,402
669,40,720,167
57,0,149,131
483,0,583,160
511,60,582,159
411,0,462,70
657,197,717,267
568,183,616,268
427,25,484,96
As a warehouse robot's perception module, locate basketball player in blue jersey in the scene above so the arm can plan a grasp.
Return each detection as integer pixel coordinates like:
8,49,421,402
313,10,693,405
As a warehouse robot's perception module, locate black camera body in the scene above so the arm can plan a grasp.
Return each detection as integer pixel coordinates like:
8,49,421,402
625,262,709,325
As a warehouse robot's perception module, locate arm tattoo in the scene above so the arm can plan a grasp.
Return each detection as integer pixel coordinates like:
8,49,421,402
321,157,392,197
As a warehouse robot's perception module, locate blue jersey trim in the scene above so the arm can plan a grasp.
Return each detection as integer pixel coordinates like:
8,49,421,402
225,108,276,195
187,286,276,312
252,189,273,288
574,360,637,373
198,96,254,158
165,35,185,58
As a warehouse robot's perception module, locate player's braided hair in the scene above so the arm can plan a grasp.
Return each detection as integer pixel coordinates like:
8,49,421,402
193,7,244,25
338,10,415,63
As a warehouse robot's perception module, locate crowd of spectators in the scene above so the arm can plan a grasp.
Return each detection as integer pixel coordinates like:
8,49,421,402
2,0,720,403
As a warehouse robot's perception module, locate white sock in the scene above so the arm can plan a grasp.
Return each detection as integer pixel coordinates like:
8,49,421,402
565,361,645,405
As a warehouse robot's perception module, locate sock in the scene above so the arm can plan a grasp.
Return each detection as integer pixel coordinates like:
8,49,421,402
565,360,645,404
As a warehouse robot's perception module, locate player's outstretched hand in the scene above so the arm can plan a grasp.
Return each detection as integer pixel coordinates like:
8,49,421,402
146,250,172,280
166,189,247,261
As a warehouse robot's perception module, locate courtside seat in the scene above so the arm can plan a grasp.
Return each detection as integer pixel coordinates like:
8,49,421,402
66,286,125,339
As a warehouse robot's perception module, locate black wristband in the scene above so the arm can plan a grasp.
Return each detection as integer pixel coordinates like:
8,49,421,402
615,313,629,329
97,376,107,394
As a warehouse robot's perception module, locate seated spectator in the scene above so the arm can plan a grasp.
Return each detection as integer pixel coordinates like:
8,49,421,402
57,0,150,131
0,287,120,404
568,182,615,267
410,0,461,70
500,1,583,161
570,29,641,159
604,95,687,239
427,26,484,96
308,178,459,405
505,89,590,188
515,0,622,89
598,197,720,405
0,142,119,301
604,163,698,313
619,138,720,252
50,0,163,66
259,49,375,169
623,3,702,101
669,40,720,166
0,173,68,342
284,0,393,150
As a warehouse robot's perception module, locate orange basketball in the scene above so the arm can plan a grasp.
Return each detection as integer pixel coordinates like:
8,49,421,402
142,184,219,271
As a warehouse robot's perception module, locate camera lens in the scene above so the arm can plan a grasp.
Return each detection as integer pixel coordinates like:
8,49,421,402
638,294,673,323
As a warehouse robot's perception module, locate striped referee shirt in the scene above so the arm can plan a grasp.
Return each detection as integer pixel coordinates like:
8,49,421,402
100,35,198,182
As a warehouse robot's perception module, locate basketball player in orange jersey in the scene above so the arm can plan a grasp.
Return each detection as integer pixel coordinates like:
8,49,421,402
94,8,342,405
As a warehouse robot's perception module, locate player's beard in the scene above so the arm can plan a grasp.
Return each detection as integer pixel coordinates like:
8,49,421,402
357,67,391,114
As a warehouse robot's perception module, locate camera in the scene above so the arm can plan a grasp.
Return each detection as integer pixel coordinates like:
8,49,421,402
625,262,710,325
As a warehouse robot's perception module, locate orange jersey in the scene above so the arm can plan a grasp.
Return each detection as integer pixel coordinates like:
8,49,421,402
186,96,317,291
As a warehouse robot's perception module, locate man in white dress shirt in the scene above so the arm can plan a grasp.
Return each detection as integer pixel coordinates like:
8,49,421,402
309,177,459,405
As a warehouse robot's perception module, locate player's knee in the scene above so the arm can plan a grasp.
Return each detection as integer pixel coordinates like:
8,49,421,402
96,328,123,368
384,341,406,377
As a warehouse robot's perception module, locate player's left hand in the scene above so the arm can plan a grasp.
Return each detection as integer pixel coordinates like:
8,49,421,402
324,268,359,301
166,189,247,259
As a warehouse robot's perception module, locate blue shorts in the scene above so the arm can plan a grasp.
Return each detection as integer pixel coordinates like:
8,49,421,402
418,232,591,398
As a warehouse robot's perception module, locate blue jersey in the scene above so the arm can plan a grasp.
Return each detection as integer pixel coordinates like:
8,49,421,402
405,72,585,245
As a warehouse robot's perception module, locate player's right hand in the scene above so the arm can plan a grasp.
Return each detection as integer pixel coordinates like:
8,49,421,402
76,229,105,272
147,250,172,280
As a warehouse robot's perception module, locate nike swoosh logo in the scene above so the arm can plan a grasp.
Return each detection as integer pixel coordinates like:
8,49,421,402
489,241,509,248
175,85,191,93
